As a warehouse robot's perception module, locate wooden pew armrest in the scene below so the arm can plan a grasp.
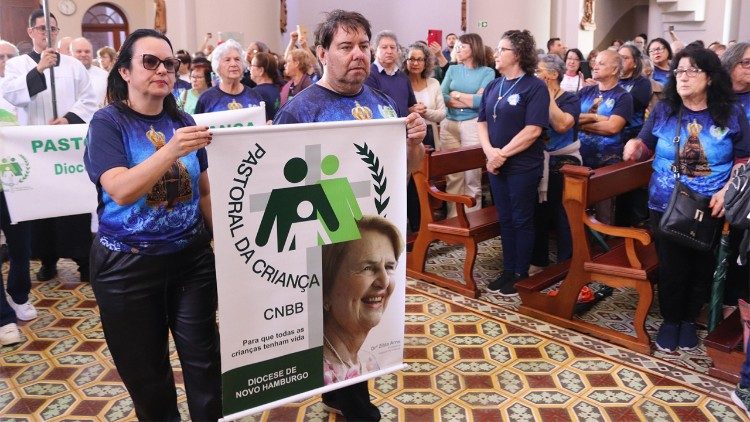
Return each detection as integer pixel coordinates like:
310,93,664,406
584,213,651,245
428,185,477,207
584,213,652,270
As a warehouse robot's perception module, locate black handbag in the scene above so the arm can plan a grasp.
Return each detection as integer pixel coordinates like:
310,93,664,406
658,109,721,251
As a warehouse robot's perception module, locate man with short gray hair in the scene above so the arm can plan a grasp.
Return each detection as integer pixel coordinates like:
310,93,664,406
364,30,420,230
70,37,108,107
577,49,633,169
365,30,416,118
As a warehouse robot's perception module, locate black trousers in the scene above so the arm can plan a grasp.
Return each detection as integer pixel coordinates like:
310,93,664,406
322,380,380,421
650,211,715,323
33,214,92,272
91,237,221,421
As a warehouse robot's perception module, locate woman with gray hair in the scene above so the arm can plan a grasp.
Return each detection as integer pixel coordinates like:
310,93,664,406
530,54,581,269
722,42,750,122
194,39,262,113
403,42,446,148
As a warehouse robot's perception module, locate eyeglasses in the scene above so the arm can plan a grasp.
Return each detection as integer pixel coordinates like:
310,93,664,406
407,57,425,63
31,25,59,34
0,54,16,60
139,54,181,72
673,67,704,78
566,57,581,62
739,58,750,69
534,67,550,74
648,46,665,54
189,75,205,79
495,47,515,54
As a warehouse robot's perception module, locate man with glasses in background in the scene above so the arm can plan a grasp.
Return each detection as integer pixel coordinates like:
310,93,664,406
3,10,97,291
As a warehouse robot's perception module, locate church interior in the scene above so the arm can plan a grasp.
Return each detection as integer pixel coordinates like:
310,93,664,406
1,0,750,420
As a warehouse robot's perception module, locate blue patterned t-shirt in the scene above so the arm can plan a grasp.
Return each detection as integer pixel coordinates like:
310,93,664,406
578,84,633,168
638,102,750,212
738,91,750,122
273,83,399,124
652,67,671,86
544,91,580,153
618,75,652,140
253,83,282,121
84,104,208,254
194,85,263,114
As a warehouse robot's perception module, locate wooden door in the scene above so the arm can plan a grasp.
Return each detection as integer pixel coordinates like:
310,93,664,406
0,0,38,48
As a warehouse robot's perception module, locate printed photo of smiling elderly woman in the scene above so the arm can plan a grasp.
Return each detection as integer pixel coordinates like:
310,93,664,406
320,215,404,384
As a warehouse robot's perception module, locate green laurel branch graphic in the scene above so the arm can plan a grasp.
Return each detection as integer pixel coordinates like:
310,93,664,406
19,155,31,184
354,142,389,215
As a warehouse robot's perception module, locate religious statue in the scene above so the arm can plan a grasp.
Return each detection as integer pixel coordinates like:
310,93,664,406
154,0,167,34
580,0,596,31
461,0,467,32
280,0,288,33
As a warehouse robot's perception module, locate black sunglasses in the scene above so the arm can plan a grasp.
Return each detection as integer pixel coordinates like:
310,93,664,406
139,54,181,72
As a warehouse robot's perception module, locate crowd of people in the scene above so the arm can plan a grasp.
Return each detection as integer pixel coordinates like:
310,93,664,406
2,6,750,421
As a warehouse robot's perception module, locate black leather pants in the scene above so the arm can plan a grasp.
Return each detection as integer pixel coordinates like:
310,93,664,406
91,237,221,421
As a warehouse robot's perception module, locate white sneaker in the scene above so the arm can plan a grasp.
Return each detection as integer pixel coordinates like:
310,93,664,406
8,298,37,321
0,323,21,346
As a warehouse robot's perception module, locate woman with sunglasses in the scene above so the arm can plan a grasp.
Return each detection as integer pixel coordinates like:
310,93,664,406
195,38,262,114
623,47,750,353
83,29,220,421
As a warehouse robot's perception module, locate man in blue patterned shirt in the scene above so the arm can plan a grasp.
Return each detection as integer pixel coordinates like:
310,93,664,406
274,10,425,421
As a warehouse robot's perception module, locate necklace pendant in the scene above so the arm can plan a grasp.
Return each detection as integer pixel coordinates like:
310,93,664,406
498,96,503,101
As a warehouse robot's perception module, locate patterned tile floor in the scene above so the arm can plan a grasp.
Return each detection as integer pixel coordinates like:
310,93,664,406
0,251,747,421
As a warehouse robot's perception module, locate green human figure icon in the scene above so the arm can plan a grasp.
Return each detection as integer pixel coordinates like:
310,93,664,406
0,158,23,176
256,157,340,252
318,154,363,244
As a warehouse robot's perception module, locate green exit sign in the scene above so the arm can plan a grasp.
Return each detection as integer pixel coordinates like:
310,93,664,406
478,20,488,28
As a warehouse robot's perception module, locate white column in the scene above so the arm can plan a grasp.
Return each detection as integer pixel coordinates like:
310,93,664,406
186,0,280,52
551,0,594,54
165,0,197,51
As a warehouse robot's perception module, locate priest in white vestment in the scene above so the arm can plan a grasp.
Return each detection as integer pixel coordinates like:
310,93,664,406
2,10,97,290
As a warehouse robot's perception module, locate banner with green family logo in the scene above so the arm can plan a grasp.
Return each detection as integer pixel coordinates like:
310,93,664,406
0,106,265,223
206,119,407,420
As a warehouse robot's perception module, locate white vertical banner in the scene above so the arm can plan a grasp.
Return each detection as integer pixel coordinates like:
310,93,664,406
0,106,266,223
206,119,407,420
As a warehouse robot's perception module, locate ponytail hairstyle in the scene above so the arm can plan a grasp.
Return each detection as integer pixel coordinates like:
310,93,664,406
106,28,182,119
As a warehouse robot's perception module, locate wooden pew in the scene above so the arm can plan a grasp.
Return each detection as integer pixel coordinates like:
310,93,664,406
516,159,658,354
407,146,500,298
705,309,744,383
